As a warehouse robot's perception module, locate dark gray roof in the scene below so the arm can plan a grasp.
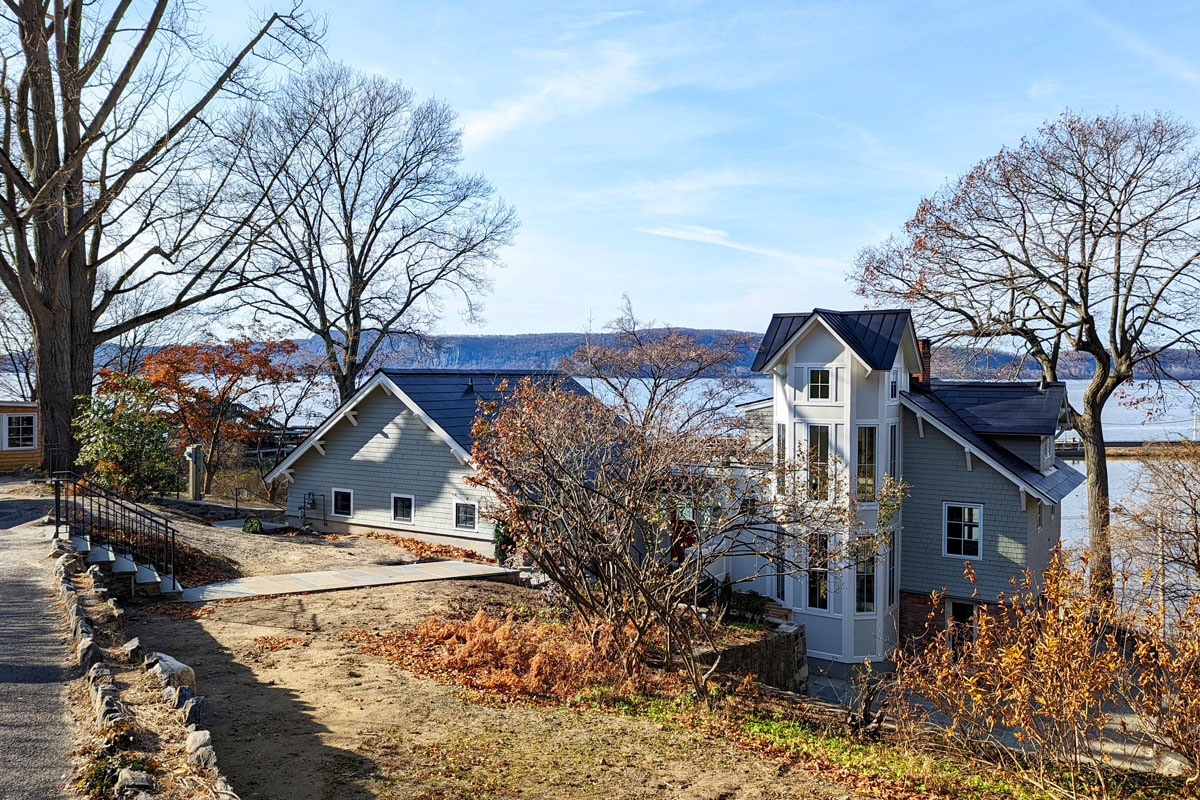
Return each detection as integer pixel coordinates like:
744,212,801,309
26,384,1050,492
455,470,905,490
901,388,1084,504
928,379,1068,436
751,309,913,372
382,369,590,451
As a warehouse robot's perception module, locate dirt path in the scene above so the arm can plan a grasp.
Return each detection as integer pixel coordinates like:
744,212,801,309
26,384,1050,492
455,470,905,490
127,581,846,800
0,492,73,800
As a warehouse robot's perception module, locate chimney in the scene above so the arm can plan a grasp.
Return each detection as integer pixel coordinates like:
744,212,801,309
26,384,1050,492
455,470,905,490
914,338,933,384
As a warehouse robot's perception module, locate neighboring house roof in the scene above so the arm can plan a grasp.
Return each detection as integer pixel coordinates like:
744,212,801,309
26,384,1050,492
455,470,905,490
928,379,1069,436
900,386,1084,505
380,369,590,452
751,309,914,373
264,369,588,483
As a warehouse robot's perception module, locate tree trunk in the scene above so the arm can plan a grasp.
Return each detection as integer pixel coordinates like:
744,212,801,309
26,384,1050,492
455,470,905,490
33,315,75,473
1078,408,1114,604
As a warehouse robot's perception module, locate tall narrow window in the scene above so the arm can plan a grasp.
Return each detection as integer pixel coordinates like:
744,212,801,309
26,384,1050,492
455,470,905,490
889,368,898,400
807,530,829,610
808,368,831,400
888,542,897,606
856,426,877,501
775,423,786,491
856,554,876,613
887,423,898,481
944,503,983,559
806,424,831,498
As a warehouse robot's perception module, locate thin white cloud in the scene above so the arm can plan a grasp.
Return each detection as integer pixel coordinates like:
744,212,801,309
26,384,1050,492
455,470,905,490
462,44,652,149
569,10,645,30
606,168,771,215
806,112,949,184
1072,2,1200,88
1027,78,1063,99
638,225,847,271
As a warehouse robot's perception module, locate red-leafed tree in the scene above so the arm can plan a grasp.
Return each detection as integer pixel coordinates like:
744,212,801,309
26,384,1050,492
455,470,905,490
134,336,314,493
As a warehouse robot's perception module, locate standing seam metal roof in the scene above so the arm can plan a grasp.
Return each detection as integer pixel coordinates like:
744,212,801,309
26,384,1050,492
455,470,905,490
751,309,913,372
381,369,590,451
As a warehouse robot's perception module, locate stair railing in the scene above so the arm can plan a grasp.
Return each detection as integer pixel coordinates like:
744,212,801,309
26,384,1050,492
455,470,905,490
52,471,177,580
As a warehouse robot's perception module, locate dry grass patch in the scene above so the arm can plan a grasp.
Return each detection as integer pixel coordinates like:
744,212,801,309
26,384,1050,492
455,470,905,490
363,531,494,564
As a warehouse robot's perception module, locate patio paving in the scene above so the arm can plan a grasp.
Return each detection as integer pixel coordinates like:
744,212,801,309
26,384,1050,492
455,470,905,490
180,560,517,602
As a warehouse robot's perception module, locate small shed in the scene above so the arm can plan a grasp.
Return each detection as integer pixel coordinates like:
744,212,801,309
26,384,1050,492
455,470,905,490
0,400,39,471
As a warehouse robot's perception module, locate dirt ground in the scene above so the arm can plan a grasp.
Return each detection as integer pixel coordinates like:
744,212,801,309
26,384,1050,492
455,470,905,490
151,508,418,579
126,580,848,800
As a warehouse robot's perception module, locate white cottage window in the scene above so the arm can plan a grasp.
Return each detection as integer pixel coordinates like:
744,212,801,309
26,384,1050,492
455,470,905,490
455,501,478,531
4,414,35,449
331,488,353,517
391,494,414,523
807,368,831,400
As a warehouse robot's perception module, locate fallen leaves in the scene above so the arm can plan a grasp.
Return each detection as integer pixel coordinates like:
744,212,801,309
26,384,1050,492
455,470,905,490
364,532,495,564
252,635,308,651
138,602,213,620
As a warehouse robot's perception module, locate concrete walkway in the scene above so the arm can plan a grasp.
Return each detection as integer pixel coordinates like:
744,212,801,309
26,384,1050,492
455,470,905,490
181,560,517,602
0,498,73,800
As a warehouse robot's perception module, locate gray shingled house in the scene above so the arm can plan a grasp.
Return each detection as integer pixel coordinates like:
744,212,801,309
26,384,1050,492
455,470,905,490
727,308,1084,667
265,369,588,555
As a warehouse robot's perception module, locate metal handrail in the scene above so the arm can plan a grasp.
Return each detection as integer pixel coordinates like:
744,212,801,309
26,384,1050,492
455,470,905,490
52,471,177,578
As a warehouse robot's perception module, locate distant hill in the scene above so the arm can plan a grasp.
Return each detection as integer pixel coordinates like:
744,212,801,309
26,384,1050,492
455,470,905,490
12,330,1200,381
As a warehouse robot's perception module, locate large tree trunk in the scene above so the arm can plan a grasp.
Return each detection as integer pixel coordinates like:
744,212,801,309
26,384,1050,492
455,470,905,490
33,314,74,473
1077,408,1114,603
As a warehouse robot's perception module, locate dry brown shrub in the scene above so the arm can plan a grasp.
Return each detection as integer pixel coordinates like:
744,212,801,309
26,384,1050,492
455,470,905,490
341,610,659,700
137,602,214,621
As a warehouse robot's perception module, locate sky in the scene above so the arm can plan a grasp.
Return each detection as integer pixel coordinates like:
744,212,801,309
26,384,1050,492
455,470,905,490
212,0,1200,336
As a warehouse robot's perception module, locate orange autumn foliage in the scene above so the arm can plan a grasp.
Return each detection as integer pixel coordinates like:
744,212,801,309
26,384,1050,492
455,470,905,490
342,611,646,700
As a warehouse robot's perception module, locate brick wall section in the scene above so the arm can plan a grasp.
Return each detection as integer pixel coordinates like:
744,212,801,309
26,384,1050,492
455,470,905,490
899,407,1037,602
285,386,496,547
898,591,945,643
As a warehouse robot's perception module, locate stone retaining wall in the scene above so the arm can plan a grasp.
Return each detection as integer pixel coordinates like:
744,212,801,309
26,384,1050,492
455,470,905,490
49,536,241,799
699,622,809,694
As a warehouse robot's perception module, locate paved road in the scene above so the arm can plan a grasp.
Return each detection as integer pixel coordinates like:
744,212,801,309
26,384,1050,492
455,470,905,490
0,495,72,800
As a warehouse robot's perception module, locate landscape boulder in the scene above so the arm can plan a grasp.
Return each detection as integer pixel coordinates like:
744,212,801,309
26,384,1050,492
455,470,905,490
146,653,196,691
186,729,212,753
181,695,204,726
114,768,153,792
187,745,218,770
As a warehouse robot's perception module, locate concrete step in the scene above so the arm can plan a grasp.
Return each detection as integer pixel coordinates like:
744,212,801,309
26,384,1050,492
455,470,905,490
158,576,184,598
135,563,160,586
87,544,115,565
111,554,137,576
69,535,90,553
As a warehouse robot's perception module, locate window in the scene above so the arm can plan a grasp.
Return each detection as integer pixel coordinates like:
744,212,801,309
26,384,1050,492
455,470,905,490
1042,436,1055,467
887,423,898,481
775,422,786,491
944,503,982,559
455,502,478,531
808,368,831,400
5,414,35,449
807,530,829,610
331,488,353,517
889,368,899,400
806,424,831,498
947,600,977,649
856,554,876,613
391,494,414,523
888,542,898,607
856,426,877,501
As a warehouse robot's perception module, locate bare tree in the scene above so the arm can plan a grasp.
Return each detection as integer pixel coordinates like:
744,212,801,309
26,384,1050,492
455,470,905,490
0,290,33,399
0,0,321,470
243,63,518,401
470,304,904,698
1113,441,1200,622
854,112,1200,602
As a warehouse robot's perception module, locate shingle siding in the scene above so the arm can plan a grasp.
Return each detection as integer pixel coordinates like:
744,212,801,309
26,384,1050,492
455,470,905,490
899,407,1037,601
284,385,495,545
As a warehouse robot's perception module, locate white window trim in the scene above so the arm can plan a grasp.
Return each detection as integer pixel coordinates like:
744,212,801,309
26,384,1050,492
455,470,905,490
804,366,835,404
454,500,479,532
390,493,415,524
855,424,878,505
946,598,979,635
942,501,983,561
331,487,354,518
2,413,36,450
854,554,878,616
888,368,899,402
